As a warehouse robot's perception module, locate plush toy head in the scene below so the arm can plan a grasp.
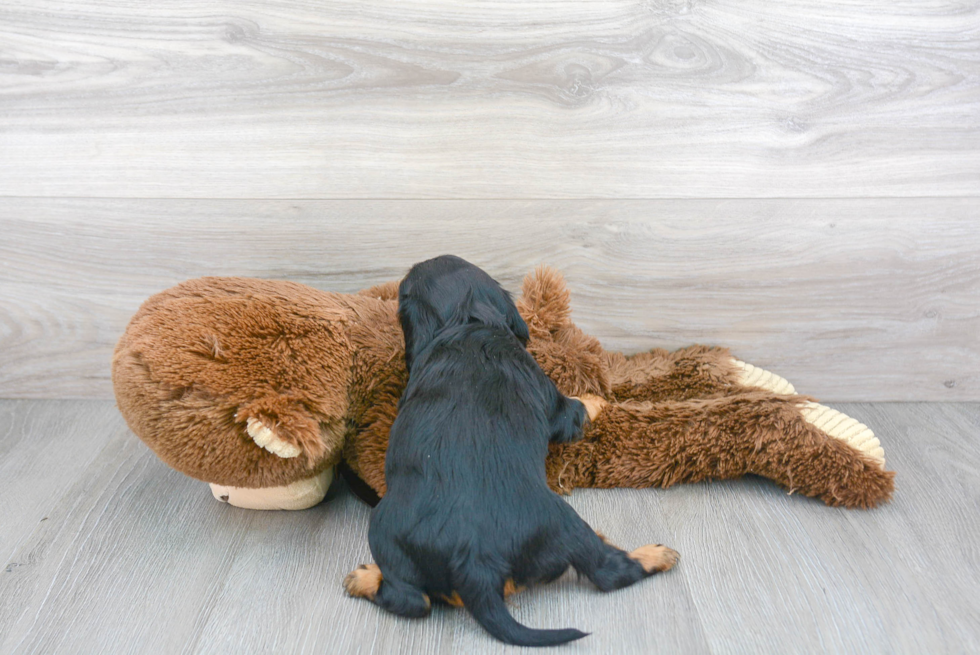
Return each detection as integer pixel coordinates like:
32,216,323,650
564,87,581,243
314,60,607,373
112,277,389,508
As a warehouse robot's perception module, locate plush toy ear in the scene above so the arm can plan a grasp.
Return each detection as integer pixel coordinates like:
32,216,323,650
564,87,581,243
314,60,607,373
398,295,443,373
517,266,573,339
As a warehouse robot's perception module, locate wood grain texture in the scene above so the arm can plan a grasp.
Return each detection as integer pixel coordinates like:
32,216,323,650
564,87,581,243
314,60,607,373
1,0,978,198
1,400,979,653
2,197,978,401
670,402,980,654
0,400,116,567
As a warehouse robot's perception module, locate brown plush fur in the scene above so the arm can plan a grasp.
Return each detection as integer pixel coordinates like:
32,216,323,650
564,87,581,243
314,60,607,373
113,269,895,508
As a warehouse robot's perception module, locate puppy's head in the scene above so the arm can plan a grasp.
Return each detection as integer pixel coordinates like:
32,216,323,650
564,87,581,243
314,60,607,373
398,255,529,372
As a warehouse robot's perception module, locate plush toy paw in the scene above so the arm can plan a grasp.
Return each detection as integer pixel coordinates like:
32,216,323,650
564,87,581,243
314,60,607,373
628,544,679,574
246,417,302,458
732,359,796,395
344,564,383,600
800,402,885,467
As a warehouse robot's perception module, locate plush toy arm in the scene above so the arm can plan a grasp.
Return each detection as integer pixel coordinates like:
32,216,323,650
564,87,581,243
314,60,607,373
544,392,894,509
358,280,400,301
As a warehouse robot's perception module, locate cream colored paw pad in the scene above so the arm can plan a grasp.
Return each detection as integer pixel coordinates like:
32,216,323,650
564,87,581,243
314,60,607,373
801,402,885,468
732,359,796,395
246,417,301,458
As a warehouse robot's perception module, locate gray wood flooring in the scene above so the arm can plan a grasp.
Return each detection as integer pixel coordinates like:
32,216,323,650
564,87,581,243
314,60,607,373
1,400,978,654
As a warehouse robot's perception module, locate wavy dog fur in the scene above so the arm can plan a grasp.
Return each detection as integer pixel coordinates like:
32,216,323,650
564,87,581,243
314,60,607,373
345,256,676,647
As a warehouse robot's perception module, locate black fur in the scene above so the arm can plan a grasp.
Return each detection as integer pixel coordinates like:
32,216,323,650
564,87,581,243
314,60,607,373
364,255,662,647
397,254,529,374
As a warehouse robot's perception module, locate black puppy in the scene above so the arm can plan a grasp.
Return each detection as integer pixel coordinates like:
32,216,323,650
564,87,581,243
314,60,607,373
344,255,678,647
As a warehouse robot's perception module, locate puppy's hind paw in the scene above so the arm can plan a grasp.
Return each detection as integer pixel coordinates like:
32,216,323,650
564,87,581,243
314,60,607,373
629,544,679,574
344,564,383,600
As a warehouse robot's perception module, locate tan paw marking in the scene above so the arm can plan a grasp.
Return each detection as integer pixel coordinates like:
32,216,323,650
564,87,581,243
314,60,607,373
344,564,383,600
629,544,679,573
732,359,796,395
572,394,609,422
504,578,526,598
439,591,464,607
801,402,885,468
595,531,619,548
246,417,301,458
438,579,523,608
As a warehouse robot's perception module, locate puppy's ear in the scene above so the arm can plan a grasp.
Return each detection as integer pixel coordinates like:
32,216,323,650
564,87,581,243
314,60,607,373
458,288,530,345
447,289,482,325
503,295,530,346
398,296,442,373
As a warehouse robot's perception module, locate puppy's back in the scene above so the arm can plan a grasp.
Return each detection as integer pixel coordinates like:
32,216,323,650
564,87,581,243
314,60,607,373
387,322,554,494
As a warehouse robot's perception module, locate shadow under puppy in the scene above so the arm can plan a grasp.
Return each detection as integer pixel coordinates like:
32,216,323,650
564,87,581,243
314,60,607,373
345,255,679,647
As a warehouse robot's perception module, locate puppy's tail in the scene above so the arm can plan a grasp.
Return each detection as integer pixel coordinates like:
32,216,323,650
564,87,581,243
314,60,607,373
456,576,588,647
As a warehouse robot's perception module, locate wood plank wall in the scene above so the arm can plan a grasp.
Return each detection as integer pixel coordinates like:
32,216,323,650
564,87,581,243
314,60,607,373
1,0,978,400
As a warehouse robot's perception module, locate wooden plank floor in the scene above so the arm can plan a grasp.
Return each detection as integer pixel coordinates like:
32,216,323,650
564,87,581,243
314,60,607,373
1,400,978,654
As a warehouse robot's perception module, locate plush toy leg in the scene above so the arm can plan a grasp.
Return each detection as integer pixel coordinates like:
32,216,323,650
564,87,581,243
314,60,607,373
606,345,799,402
546,392,894,509
604,347,885,462
730,362,884,464
209,467,334,510
799,401,884,466
731,360,795,395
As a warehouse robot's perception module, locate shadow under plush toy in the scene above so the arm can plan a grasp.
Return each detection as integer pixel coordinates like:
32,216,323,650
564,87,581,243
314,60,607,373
112,267,894,511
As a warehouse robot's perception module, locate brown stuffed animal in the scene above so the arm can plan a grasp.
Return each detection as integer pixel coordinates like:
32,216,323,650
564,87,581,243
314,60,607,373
112,268,894,511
